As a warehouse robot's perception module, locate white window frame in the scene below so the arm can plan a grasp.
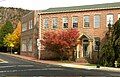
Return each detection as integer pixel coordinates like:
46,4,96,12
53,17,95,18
94,15,100,28
43,18,49,29
84,15,90,28
29,20,33,29
22,23,27,32
118,14,120,20
106,14,114,27
72,17,78,28
52,17,58,29
63,17,68,28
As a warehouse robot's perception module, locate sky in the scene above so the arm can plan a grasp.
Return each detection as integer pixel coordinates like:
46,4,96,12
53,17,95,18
0,0,120,10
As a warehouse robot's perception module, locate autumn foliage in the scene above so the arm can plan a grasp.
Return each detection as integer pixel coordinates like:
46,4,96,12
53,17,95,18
41,29,79,60
3,21,21,52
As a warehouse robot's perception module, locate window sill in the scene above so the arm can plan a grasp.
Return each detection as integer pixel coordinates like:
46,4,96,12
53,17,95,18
83,27,90,29
29,28,33,30
62,28,69,30
94,27,100,29
72,27,78,29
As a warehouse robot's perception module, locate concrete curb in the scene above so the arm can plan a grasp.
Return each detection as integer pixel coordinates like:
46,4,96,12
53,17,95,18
1,52,120,73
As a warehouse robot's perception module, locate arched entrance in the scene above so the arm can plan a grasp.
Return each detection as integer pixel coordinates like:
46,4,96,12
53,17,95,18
76,34,93,60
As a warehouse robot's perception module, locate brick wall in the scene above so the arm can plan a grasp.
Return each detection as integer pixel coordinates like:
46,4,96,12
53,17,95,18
21,11,39,58
39,9,120,61
21,8,120,61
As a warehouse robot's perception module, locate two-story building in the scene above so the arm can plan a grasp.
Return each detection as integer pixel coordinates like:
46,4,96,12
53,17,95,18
21,2,120,63
21,11,40,58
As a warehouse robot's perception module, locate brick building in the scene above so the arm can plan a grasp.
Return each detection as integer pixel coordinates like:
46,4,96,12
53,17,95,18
21,2,120,62
21,11,40,58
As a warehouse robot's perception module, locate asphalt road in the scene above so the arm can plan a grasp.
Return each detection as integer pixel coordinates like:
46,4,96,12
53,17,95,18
0,53,119,77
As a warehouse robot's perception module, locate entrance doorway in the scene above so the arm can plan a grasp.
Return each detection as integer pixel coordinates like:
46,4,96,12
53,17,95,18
82,38,89,57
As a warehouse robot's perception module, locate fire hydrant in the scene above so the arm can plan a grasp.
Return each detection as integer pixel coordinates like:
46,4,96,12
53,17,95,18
114,61,118,68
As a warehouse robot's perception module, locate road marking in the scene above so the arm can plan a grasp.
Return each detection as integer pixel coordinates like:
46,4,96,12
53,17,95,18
27,68,64,71
17,65,34,67
0,64,34,68
0,70,26,73
0,66,64,73
0,68,64,73
47,68,64,70
0,66,14,68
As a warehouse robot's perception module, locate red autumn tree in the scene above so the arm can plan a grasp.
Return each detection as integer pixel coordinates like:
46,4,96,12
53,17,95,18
41,29,79,60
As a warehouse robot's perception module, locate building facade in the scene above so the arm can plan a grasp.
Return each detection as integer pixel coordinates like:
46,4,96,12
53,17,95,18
21,11,40,58
21,2,120,62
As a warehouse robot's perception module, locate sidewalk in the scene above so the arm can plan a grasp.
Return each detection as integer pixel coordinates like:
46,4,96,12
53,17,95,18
2,53,120,73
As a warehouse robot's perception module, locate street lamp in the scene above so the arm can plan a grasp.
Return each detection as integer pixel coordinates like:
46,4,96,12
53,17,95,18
96,41,100,68
106,23,112,39
108,22,111,31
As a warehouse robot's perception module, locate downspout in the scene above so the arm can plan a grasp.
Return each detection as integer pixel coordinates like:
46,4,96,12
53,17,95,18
38,13,42,59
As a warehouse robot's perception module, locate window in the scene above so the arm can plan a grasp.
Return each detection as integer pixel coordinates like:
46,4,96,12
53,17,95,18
43,18,49,28
72,17,78,28
106,14,114,26
28,39,32,51
84,16,90,27
22,23,27,32
94,15,100,28
63,17,68,28
29,20,33,29
118,14,120,20
21,40,26,51
52,18,58,28
94,37,100,51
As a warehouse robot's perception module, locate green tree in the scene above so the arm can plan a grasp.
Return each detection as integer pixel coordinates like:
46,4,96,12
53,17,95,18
100,37,115,67
100,19,120,67
0,21,14,47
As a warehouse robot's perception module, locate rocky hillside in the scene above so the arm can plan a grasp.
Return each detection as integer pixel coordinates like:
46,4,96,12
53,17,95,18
0,7,31,26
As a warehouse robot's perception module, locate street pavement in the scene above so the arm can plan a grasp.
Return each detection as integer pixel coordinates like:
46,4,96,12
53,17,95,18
0,53,119,77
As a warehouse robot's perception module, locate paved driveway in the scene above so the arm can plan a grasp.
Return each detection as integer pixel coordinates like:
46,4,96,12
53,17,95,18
0,53,119,77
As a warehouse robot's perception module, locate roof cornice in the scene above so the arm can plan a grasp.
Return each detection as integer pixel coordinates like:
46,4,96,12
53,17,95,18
39,2,120,15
